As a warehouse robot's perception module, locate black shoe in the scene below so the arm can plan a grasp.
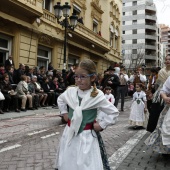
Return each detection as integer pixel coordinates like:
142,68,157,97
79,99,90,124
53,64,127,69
28,107,34,110
15,109,20,113
34,107,38,110
21,108,27,112
0,110,4,114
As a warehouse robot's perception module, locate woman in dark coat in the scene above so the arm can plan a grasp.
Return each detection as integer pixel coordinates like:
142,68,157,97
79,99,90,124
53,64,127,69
1,73,20,112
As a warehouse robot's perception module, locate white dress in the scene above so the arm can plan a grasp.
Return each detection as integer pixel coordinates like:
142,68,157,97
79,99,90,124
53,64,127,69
56,87,119,170
129,91,146,126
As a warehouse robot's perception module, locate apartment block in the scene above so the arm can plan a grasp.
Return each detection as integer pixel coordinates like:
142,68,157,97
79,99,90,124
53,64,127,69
122,0,158,70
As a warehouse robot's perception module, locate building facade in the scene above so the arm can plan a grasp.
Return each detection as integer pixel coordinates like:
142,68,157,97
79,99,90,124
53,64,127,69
159,24,170,56
122,0,158,70
0,0,122,73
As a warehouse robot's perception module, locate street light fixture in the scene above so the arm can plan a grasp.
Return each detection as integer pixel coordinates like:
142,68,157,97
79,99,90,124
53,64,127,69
54,2,78,70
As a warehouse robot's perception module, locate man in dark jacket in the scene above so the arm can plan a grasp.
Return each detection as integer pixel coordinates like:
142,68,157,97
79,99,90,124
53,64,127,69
5,55,15,71
103,68,120,106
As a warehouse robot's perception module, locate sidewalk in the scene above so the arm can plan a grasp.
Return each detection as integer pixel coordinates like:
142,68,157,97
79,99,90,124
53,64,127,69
116,132,170,170
0,107,60,121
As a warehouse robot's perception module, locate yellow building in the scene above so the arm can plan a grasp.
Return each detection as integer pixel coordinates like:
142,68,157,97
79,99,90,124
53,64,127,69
0,0,122,73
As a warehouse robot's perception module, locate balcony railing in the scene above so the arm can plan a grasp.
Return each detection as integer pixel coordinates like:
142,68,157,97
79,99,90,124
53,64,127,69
145,55,157,60
42,9,56,24
75,23,109,50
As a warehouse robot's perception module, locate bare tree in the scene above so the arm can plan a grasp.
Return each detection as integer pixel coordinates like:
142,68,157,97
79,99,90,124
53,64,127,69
122,44,145,73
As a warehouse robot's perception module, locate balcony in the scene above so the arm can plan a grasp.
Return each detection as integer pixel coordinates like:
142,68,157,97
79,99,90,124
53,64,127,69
145,14,157,21
145,55,157,60
0,0,43,20
41,9,56,26
145,34,157,40
145,44,156,50
74,23,110,51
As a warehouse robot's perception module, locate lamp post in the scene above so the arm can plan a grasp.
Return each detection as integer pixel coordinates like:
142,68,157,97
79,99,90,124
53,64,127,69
54,2,78,70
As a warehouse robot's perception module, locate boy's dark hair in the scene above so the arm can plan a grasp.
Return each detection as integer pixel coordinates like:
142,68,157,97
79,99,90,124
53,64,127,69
104,86,112,90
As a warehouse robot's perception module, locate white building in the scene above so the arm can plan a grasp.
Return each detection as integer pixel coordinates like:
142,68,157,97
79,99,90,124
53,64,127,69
122,0,158,70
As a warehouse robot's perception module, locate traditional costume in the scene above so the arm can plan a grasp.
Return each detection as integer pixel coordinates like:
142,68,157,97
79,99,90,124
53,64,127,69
145,76,170,153
129,91,146,126
147,67,170,132
56,86,119,170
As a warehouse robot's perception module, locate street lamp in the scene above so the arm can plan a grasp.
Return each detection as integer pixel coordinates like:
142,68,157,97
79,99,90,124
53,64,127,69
54,2,78,70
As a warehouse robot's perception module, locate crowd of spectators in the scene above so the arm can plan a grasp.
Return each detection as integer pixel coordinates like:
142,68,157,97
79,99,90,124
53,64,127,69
0,56,72,114
0,56,158,115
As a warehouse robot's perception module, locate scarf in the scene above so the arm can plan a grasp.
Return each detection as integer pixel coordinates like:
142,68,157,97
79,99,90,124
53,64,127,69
60,86,106,144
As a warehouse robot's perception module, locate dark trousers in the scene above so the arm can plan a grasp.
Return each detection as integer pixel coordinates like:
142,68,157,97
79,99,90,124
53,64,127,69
46,92,55,105
0,100,3,110
3,94,19,110
114,86,126,110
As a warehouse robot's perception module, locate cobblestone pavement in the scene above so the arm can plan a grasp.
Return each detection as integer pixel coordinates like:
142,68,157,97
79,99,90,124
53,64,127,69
0,99,169,170
117,133,170,170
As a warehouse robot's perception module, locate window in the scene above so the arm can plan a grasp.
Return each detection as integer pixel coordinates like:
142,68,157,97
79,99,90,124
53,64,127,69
37,45,51,69
123,12,125,16
123,31,125,34
43,0,52,12
133,39,137,44
73,4,81,17
93,19,98,33
133,1,137,6
0,34,12,64
132,49,137,54
133,29,137,34
122,21,125,25
132,20,137,24
133,10,137,15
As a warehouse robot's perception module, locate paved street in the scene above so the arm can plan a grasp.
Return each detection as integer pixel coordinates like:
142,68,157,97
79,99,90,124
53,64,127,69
0,99,169,170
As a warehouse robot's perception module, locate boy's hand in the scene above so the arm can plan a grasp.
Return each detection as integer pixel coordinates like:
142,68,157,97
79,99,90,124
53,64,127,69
93,122,103,132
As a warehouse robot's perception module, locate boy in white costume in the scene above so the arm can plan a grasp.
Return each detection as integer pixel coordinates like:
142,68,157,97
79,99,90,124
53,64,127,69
129,83,147,129
55,59,119,170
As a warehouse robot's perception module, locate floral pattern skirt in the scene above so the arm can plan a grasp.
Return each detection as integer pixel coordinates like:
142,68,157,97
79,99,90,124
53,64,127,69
145,105,170,154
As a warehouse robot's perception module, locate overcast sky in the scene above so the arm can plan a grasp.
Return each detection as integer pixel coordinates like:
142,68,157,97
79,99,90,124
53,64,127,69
154,0,170,26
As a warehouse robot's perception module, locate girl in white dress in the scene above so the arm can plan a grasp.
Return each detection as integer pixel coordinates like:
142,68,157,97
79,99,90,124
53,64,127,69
55,59,119,170
129,83,147,129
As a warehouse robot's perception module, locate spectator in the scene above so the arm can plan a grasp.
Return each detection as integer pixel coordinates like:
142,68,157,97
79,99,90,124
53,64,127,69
129,67,146,89
48,62,54,71
103,67,120,106
27,76,39,110
15,75,33,111
115,67,129,111
32,76,47,107
0,64,5,82
1,73,20,112
5,55,15,71
13,63,25,84
37,66,46,85
66,65,76,86
41,77,56,107
50,77,62,105
26,67,34,79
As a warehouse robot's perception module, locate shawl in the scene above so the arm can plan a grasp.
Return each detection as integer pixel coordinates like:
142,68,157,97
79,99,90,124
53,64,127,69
152,67,170,103
59,86,106,144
